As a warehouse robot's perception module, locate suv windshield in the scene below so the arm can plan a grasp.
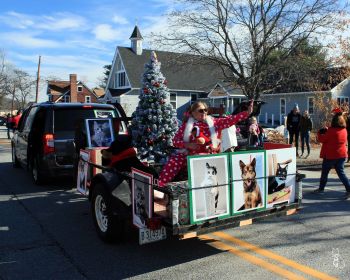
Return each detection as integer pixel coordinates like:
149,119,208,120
54,108,118,139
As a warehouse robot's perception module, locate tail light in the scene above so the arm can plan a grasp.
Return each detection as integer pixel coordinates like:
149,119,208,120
43,133,55,154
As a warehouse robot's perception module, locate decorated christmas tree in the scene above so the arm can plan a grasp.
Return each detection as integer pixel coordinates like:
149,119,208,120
130,51,178,163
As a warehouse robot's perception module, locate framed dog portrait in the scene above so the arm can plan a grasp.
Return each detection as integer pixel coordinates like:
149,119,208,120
85,118,114,148
77,150,89,195
231,150,266,214
266,148,296,208
188,154,230,224
131,168,153,228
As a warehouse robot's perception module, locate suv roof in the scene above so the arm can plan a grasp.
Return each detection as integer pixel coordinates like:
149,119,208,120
31,102,115,110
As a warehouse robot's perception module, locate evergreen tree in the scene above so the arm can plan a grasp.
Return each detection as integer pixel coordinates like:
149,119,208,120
130,51,178,163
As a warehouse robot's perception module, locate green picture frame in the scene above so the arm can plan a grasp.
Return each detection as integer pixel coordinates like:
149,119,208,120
230,150,266,215
187,153,231,224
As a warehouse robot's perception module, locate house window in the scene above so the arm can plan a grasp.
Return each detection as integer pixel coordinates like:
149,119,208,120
77,86,83,92
308,97,314,114
117,72,126,87
85,96,91,103
63,95,70,103
280,98,286,115
170,93,177,109
337,96,349,105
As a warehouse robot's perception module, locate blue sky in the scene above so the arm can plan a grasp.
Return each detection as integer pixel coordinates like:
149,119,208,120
0,0,176,100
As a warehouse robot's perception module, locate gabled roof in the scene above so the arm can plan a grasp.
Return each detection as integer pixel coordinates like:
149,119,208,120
208,82,245,98
129,26,143,39
117,47,222,92
47,80,97,98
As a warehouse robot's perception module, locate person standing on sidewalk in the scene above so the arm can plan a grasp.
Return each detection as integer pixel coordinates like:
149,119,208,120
299,110,313,158
12,110,22,129
6,113,13,139
313,109,350,200
287,103,301,156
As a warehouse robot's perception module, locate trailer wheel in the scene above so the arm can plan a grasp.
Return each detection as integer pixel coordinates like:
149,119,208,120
91,183,124,243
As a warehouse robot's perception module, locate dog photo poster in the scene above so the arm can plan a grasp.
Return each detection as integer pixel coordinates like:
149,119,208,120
77,150,89,195
231,151,266,214
266,148,296,208
188,154,230,224
131,168,153,228
86,118,114,148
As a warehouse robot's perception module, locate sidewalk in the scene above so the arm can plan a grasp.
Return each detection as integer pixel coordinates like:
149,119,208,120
296,145,350,171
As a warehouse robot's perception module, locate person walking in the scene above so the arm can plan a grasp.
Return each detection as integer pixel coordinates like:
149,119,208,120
346,112,350,163
299,110,313,158
313,109,350,200
287,103,301,156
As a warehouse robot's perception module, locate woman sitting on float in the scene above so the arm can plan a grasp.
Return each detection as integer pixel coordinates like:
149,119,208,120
158,100,253,186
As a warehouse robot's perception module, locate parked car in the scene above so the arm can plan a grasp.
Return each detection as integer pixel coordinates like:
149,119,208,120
11,102,127,184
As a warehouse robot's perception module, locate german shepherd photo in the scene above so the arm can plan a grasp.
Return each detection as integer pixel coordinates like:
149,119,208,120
239,158,262,209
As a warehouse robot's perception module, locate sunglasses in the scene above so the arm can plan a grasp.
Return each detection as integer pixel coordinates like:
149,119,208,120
196,108,208,113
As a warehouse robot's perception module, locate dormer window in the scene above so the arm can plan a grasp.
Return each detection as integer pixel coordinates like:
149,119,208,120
118,72,126,87
77,86,83,92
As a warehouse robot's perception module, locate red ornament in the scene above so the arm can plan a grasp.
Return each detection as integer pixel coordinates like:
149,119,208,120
160,99,165,104
154,82,160,87
143,88,148,93
148,140,154,146
147,127,151,132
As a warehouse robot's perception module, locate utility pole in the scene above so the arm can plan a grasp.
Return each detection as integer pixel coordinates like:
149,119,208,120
35,55,41,103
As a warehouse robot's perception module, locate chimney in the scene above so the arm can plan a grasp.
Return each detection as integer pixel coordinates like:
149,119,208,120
70,74,77,102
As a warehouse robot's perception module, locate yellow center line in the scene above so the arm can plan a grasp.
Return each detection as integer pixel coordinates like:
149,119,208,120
199,235,306,280
213,231,338,280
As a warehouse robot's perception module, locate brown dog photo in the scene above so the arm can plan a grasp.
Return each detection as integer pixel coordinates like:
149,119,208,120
239,158,262,209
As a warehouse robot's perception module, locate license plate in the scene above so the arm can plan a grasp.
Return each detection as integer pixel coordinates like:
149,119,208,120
139,226,167,245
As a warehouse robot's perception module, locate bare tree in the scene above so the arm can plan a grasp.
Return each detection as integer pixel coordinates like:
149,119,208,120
12,69,36,109
153,0,344,99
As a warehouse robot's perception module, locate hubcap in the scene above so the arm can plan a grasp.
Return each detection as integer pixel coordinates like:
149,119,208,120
95,195,108,233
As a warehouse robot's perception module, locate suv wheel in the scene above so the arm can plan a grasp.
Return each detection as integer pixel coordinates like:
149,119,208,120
91,183,124,243
31,157,45,185
12,146,20,168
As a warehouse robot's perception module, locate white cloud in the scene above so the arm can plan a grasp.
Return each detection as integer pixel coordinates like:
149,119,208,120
0,11,34,29
112,15,129,25
38,14,87,31
92,24,121,41
0,11,86,31
1,32,58,48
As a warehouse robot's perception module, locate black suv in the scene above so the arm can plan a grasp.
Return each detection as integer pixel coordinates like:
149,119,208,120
11,102,127,184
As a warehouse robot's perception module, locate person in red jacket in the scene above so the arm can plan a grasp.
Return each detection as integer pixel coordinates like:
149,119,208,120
12,110,22,130
313,109,350,199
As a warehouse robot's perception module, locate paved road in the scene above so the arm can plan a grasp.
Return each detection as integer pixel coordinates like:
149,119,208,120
0,127,349,279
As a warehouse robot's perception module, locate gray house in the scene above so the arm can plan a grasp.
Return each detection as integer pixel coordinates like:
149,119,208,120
260,74,350,126
101,26,247,119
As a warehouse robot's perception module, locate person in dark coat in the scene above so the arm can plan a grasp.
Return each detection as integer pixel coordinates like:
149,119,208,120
313,110,350,200
6,113,13,139
286,103,301,156
299,110,313,158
